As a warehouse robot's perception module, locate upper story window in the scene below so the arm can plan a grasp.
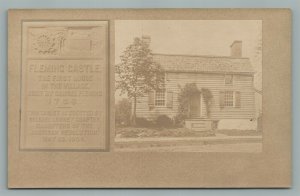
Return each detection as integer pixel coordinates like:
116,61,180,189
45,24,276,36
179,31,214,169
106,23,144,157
225,74,233,85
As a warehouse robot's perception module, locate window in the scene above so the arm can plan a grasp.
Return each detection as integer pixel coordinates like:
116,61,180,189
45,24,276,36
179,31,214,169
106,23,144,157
220,91,241,109
225,75,233,85
155,90,165,106
224,91,234,107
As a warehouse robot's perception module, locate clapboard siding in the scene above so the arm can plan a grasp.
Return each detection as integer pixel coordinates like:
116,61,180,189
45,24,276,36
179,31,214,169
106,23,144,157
135,72,255,120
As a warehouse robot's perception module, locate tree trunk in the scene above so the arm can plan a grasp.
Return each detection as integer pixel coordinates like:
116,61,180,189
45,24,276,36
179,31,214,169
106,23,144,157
132,95,137,126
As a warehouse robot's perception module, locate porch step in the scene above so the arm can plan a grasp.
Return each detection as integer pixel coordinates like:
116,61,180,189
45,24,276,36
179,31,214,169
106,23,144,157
185,119,213,132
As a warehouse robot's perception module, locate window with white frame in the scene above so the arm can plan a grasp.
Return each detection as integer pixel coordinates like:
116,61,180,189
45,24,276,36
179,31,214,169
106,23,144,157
224,91,234,107
155,90,165,106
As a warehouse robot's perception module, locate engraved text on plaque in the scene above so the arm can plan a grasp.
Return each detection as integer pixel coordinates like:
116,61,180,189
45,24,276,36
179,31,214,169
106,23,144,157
20,21,108,150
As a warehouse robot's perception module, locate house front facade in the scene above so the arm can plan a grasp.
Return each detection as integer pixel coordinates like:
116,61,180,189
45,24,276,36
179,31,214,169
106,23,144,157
135,40,256,130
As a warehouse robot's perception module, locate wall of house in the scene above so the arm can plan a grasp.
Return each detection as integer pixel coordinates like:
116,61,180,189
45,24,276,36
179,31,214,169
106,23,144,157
135,72,255,120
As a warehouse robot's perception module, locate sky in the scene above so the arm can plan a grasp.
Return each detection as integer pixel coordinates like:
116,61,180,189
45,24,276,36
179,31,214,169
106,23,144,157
115,20,262,102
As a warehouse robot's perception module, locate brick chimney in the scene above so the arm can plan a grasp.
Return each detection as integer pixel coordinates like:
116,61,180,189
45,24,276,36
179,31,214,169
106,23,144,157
230,40,242,58
142,35,151,45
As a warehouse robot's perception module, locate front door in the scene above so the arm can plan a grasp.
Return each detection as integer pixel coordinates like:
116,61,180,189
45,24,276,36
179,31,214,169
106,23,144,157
189,93,201,118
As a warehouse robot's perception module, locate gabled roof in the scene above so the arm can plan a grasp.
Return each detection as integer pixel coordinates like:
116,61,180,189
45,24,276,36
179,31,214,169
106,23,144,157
152,53,254,74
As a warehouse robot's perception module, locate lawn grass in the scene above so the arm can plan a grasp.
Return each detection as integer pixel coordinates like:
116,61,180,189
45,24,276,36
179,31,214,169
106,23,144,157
116,126,215,138
116,126,262,138
216,129,262,136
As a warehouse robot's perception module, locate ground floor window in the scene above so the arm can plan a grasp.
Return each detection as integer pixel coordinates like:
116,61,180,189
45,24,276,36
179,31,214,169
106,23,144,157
220,90,241,108
155,90,165,106
224,91,234,107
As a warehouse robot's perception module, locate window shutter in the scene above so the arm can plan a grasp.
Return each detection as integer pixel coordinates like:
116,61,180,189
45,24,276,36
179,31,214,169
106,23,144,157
148,91,155,109
235,91,241,108
166,91,173,108
219,91,225,109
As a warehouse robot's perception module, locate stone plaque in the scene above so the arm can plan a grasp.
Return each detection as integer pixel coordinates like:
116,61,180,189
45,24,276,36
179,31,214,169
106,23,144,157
20,21,108,150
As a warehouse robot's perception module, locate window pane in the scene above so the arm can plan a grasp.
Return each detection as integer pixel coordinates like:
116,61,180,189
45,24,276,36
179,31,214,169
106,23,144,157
155,90,165,106
224,91,234,107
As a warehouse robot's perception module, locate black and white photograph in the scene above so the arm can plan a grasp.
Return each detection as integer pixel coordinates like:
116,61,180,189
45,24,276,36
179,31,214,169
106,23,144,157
114,20,262,152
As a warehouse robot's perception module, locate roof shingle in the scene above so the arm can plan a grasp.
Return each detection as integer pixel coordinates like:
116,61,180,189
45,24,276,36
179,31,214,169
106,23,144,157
153,53,254,74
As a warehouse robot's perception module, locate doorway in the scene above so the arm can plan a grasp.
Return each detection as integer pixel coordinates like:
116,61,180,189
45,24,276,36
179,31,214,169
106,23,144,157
189,93,201,118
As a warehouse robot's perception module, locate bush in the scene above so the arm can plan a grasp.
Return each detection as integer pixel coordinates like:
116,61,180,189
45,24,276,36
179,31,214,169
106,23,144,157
212,120,219,130
156,115,173,128
115,98,131,126
136,117,154,127
173,114,185,127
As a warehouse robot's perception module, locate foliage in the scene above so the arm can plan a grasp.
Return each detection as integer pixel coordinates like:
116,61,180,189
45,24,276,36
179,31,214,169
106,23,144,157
177,83,200,120
212,120,219,130
115,98,132,126
177,83,213,120
156,115,173,128
116,37,164,125
136,117,154,128
173,114,185,127
115,37,164,97
201,88,213,116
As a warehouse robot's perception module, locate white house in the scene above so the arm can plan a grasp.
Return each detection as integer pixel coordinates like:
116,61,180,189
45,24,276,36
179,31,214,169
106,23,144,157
135,37,256,131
